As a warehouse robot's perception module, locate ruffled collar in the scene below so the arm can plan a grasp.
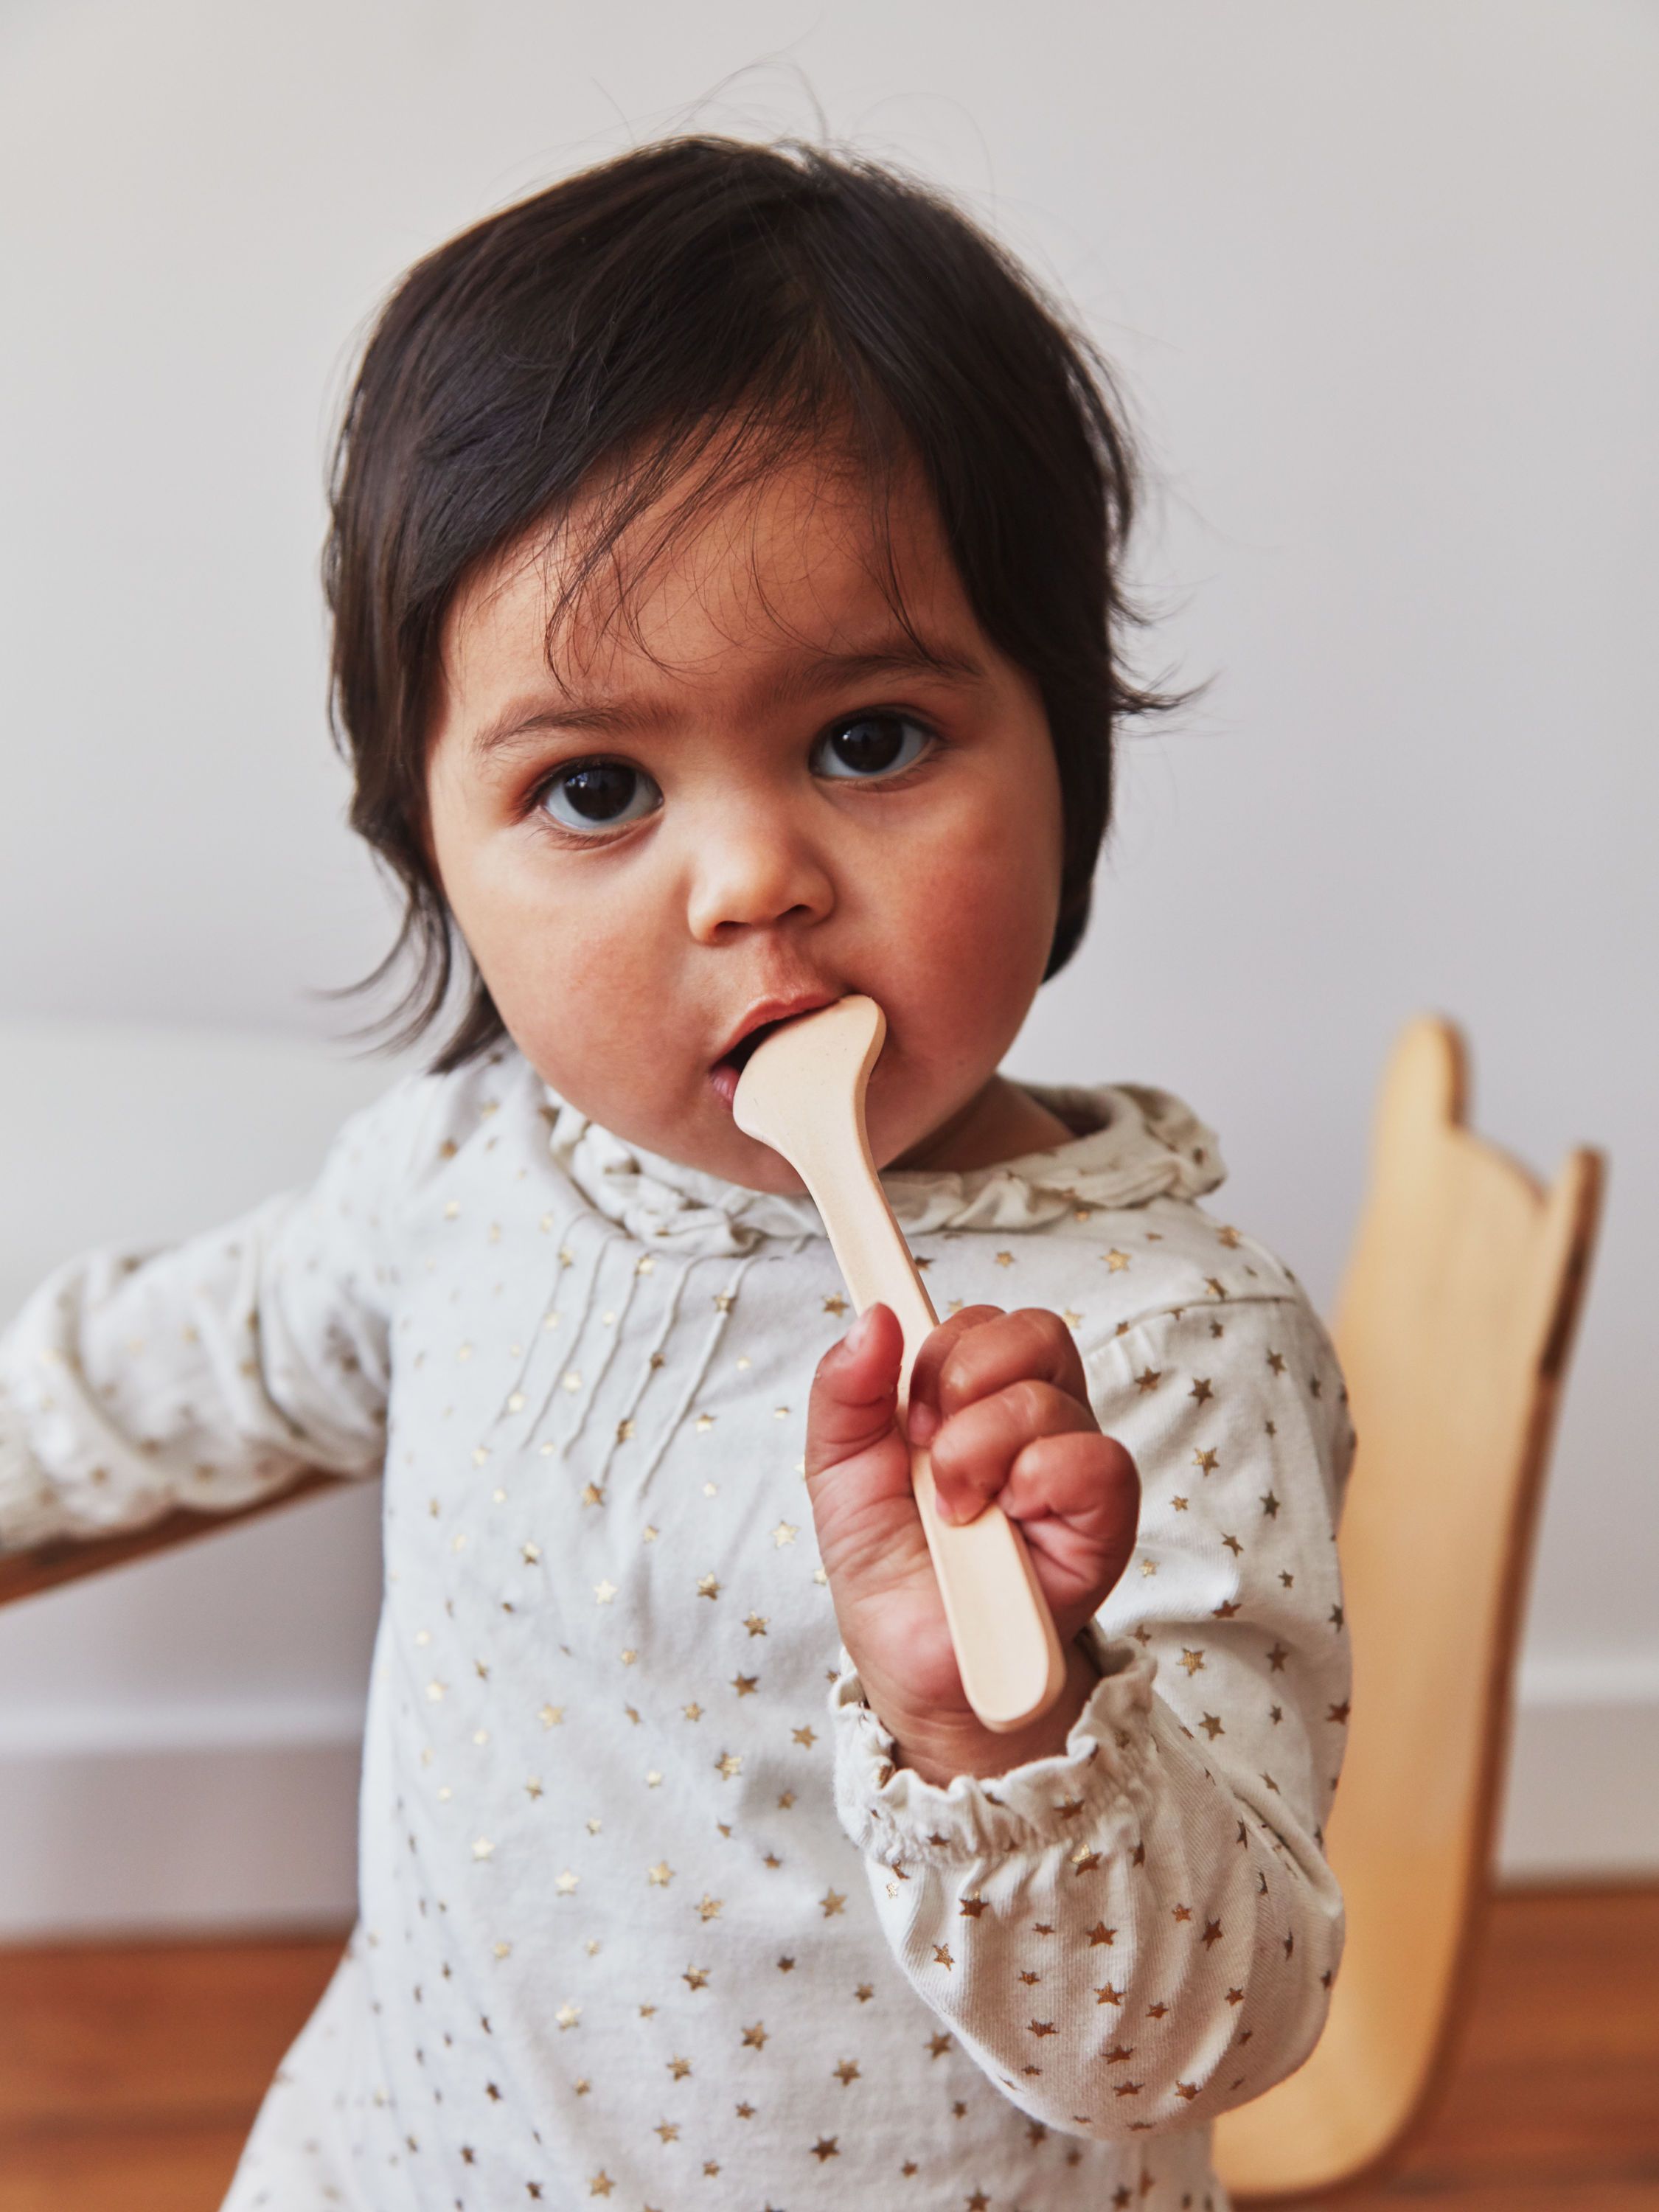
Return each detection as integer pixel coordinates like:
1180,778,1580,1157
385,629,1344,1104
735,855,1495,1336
545,1082,1225,1259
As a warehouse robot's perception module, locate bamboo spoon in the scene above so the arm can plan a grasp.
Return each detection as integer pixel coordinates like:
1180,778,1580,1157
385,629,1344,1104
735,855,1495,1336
734,995,1066,1733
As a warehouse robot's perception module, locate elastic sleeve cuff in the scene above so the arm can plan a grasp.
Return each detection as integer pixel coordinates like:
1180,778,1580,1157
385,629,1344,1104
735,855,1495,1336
831,1624,1158,1867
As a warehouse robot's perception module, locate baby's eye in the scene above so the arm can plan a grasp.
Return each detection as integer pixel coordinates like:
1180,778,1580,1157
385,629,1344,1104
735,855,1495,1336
537,759,661,832
810,712,931,782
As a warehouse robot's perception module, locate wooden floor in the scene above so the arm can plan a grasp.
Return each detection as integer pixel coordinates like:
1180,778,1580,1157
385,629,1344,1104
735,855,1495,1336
0,1885,1655,2210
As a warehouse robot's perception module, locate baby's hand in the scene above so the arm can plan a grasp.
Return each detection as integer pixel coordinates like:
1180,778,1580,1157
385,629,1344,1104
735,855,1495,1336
806,1303,1140,1784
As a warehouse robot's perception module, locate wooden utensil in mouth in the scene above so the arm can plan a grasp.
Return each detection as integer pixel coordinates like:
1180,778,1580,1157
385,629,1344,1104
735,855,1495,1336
733,995,1066,1733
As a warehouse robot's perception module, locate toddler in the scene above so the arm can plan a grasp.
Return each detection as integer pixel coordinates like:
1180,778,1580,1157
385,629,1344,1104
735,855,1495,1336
0,139,1353,2210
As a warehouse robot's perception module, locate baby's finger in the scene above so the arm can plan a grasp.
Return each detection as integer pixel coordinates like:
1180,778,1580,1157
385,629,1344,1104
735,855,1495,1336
1002,1430,1140,1543
905,1306,1005,1444
933,1307,1091,1427
805,1302,904,1479
1001,1430,1141,1622
928,1377,1094,1525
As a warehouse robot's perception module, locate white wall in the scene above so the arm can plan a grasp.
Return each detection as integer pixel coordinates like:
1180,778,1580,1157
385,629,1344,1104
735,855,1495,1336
0,0,1653,1930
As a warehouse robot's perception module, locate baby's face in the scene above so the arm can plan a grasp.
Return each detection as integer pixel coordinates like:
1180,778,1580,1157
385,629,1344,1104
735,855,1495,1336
425,449,1064,1194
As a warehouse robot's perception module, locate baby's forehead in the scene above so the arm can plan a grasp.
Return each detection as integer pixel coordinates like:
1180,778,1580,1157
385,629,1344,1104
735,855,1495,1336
456,446,975,699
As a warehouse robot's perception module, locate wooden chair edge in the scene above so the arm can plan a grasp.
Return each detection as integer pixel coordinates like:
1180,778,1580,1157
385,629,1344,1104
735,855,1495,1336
1229,1131,1605,2208
0,1469,348,1610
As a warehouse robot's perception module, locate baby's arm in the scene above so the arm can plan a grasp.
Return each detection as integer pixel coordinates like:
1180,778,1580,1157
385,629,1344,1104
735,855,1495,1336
823,1295,1352,2139
0,1076,433,1554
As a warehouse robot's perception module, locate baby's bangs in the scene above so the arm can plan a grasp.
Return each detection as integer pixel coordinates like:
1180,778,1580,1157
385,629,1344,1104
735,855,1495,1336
528,375,925,684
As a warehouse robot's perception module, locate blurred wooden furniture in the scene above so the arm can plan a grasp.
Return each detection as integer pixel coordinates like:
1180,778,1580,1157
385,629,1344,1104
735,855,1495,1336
0,1471,338,1610
1214,1017,1604,2202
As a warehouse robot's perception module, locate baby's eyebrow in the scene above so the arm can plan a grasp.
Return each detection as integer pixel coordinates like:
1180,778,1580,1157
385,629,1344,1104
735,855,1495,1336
468,637,985,765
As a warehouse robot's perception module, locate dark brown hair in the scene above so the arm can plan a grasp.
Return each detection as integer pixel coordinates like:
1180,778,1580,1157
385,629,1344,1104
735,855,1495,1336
325,136,1183,1068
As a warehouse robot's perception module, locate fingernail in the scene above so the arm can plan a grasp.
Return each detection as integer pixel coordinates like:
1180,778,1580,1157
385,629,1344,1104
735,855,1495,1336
845,1308,874,1354
907,1401,938,1446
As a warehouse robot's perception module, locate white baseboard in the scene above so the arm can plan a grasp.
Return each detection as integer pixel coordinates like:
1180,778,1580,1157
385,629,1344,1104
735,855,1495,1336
1496,1657,1659,1884
0,1698,362,1938
0,1675,1652,1938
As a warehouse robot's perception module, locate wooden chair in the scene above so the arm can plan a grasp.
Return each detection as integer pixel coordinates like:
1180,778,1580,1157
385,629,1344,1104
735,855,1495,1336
0,1016,1606,2205
1214,1016,1603,2202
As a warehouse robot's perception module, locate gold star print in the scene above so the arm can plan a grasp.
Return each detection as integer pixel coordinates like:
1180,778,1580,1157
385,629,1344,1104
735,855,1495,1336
1279,1571,1295,1589
1328,1700,1352,1725
683,1702,703,1722
616,1419,635,1443
1103,1248,1131,1271
580,1480,607,1506
715,1752,742,1780
538,1704,563,1729
959,1894,987,1918
1204,1277,1225,1298
1134,1368,1162,1394
1070,1846,1102,1875
927,2031,953,2058
697,1573,720,1599
698,1894,723,1922
1266,1349,1286,1376
1172,1494,1189,1512
1222,1532,1243,1556
1029,2019,1057,2037
714,1290,735,1312
855,1983,874,2001
1193,1448,1220,1476
1095,1982,1124,2006
1212,1599,1242,1620
654,2121,679,2143
1202,1919,1225,1948
648,1863,674,1887
1175,2079,1200,2101
667,2055,692,2079
741,2021,768,2048
521,1540,542,1565
776,1790,796,1811
683,1966,711,1992
731,1674,759,1697
1139,1559,1158,1577
1200,1714,1225,1740
1217,1225,1242,1248
555,2003,580,2030
743,1613,768,1638
1179,1647,1206,1676
823,1295,848,1317
1227,1986,1246,2005
1267,1641,1290,1672
987,1250,1013,1270
933,1944,954,1969
555,1870,578,1895
1329,1604,1346,1630
772,1521,798,1547
821,1889,846,1919
472,1837,494,1861
967,2194,991,2212
588,2173,613,2197
833,2058,860,2085
1018,1970,1040,1987
594,1580,617,1605
1062,1308,1082,1329
812,2138,839,2162
1261,1490,1281,1517
1086,1921,1116,1947
695,1414,715,1435
1189,1378,1214,1405
792,1725,817,1748
736,2101,755,2118
1105,2043,1136,2065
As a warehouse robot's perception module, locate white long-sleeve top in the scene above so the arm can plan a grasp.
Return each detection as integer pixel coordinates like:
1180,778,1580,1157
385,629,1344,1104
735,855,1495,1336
0,1048,1353,2211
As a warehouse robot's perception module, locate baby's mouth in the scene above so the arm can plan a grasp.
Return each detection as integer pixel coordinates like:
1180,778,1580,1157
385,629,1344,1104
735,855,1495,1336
709,998,841,1112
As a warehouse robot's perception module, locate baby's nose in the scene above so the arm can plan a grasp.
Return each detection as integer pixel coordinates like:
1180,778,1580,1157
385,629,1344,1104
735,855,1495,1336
684,805,835,942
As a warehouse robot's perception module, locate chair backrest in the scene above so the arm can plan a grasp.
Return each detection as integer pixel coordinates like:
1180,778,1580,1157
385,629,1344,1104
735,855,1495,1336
1214,1017,1603,2200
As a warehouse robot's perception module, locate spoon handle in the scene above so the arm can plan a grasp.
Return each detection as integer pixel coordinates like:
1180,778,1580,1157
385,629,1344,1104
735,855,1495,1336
784,1119,1067,1735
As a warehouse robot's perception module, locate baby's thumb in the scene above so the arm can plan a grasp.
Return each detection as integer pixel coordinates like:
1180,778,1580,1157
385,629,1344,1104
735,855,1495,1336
805,1302,904,1478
